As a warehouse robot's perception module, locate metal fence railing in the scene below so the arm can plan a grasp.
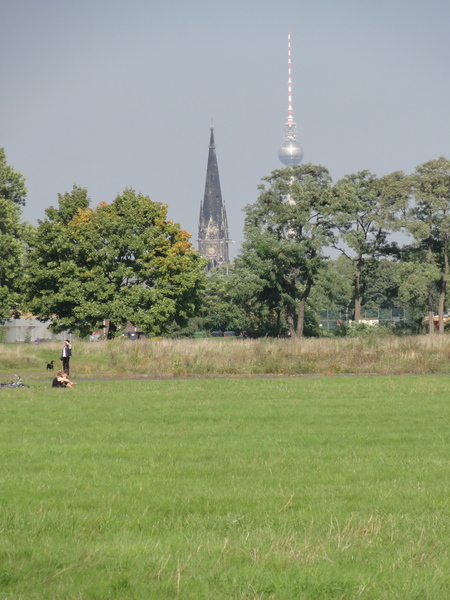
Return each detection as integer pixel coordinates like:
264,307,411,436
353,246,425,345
319,308,409,332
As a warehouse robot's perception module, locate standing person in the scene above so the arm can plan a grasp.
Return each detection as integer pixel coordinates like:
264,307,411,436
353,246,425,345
61,339,72,374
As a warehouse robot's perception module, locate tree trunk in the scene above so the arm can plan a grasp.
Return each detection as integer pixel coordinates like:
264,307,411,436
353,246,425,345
438,283,446,334
107,321,118,339
428,288,435,335
286,273,297,337
354,262,362,322
425,244,435,335
297,298,305,339
438,241,449,335
296,279,313,339
287,307,295,337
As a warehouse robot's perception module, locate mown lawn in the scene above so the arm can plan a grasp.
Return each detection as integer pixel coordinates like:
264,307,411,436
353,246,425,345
1,375,450,599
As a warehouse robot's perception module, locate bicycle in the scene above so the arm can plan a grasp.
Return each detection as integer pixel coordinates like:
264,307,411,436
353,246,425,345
0,375,30,389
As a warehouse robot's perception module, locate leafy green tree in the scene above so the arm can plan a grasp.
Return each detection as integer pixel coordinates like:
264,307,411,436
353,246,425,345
0,148,28,320
310,256,354,314
200,265,248,333
168,265,250,337
229,258,290,337
25,187,207,336
234,164,333,337
361,258,402,310
394,255,440,333
404,157,450,334
24,185,90,329
332,170,407,321
0,148,27,205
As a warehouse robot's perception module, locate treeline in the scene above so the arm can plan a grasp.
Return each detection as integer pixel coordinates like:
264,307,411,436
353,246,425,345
1,148,450,338
192,159,450,338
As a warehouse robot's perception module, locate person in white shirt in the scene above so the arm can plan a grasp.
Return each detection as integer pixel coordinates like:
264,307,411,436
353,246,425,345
61,340,72,374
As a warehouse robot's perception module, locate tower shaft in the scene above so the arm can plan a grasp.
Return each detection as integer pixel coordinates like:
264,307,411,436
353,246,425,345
287,30,293,123
278,30,304,166
198,127,229,269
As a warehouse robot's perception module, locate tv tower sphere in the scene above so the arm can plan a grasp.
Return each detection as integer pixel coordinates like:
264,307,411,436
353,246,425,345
278,138,304,166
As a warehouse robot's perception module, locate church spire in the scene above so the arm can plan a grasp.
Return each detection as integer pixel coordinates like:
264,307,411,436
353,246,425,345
198,126,230,269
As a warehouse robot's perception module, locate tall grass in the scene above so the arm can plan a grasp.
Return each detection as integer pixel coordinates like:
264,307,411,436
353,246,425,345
2,376,450,598
2,335,450,379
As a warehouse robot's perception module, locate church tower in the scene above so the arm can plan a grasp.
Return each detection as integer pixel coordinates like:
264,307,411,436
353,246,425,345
198,126,229,269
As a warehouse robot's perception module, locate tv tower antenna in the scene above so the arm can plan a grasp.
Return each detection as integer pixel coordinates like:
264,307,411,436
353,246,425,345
278,31,304,166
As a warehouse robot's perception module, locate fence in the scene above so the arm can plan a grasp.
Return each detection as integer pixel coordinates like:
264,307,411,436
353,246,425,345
319,308,409,333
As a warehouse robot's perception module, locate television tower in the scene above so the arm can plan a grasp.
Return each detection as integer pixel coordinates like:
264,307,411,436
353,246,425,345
278,31,304,166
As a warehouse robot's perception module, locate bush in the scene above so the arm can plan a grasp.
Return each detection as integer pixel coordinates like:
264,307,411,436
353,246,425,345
303,306,321,337
333,321,386,337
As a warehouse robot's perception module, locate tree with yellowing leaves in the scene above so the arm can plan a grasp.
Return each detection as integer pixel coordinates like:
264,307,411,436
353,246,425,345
25,186,207,337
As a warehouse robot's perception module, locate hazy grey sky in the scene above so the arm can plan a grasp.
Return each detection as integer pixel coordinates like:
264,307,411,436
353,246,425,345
2,0,450,257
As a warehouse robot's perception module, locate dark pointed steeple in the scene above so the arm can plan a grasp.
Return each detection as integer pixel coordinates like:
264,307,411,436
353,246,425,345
198,126,229,269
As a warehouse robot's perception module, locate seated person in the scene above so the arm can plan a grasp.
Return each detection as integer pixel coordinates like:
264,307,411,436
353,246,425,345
52,370,76,388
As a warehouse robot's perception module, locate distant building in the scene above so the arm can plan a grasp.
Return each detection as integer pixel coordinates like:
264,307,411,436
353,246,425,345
102,319,145,340
198,127,230,269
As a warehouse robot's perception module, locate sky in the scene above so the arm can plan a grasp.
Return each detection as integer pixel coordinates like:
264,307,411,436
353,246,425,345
1,0,450,259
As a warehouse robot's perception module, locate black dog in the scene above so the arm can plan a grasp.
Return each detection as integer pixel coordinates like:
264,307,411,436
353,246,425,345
46,360,55,371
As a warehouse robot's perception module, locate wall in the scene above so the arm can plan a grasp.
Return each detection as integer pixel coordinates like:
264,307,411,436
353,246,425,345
0,317,71,343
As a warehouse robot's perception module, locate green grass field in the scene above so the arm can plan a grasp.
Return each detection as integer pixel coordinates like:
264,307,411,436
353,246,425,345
2,375,450,599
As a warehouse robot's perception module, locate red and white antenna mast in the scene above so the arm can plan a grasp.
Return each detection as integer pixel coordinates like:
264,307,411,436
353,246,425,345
278,30,303,166
287,30,293,123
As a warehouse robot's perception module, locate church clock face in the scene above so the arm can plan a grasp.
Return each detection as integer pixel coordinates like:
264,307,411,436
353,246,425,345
207,246,216,256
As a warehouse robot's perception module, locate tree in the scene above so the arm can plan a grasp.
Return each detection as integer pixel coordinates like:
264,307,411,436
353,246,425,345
24,185,90,330
361,258,402,310
199,265,248,334
332,170,406,321
25,187,207,336
0,148,27,206
310,256,354,315
395,260,440,326
0,148,28,321
404,157,450,334
165,265,250,337
234,164,333,337
230,252,291,337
